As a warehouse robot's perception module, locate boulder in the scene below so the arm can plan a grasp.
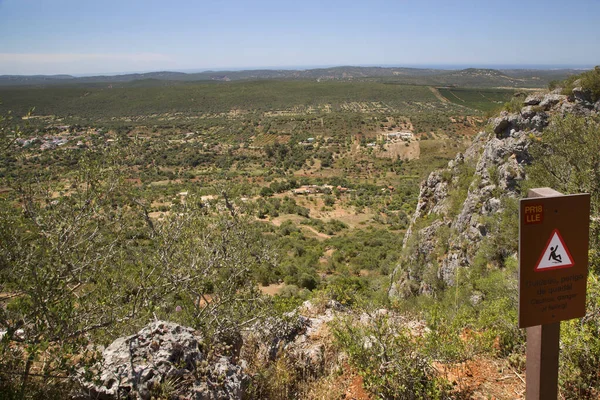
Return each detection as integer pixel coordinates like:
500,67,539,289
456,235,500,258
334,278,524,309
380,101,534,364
243,302,344,381
572,87,592,103
520,105,537,119
560,101,592,116
524,94,543,105
78,321,246,400
528,112,549,131
539,93,566,110
491,116,510,136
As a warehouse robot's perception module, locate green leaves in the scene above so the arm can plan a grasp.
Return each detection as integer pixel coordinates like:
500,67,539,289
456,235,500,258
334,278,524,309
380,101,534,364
332,312,452,399
528,113,600,272
529,114,600,201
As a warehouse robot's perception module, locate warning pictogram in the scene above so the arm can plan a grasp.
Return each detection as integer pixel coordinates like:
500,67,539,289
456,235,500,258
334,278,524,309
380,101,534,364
535,229,574,271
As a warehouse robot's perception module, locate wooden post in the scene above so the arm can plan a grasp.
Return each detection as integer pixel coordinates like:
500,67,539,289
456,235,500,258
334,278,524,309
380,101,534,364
526,323,560,400
525,188,562,400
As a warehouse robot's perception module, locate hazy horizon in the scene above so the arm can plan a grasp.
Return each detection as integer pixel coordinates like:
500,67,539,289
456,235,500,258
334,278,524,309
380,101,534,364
1,63,596,78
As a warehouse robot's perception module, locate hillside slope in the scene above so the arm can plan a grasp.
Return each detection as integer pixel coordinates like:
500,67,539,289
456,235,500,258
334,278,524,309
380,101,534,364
0,66,580,88
390,85,600,297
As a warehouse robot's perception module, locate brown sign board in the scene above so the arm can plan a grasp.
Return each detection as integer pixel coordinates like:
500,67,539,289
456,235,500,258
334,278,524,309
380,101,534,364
519,193,590,328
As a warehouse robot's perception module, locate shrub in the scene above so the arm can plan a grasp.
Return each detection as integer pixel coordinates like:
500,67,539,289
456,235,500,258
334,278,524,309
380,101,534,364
332,313,453,399
260,186,274,197
323,195,335,207
560,66,600,101
559,273,600,399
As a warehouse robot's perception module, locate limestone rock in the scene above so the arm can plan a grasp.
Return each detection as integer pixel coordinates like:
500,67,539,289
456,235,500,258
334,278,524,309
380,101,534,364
392,126,533,291
528,112,549,131
489,109,548,138
560,100,592,116
391,88,600,297
78,321,246,400
572,86,592,103
520,105,537,119
491,116,510,136
524,93,543,105
539,93,567,110
243,301,344,380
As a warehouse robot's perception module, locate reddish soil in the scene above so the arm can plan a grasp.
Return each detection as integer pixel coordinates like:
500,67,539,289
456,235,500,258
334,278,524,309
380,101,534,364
331,357,525,400
344,373,372,400
436,357,525,399
259,283,285,296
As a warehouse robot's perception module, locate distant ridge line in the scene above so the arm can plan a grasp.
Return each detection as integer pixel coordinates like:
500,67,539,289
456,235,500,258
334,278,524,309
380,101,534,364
0,66,589,88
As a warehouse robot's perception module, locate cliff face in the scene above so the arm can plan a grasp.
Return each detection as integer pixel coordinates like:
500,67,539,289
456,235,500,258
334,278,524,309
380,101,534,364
390,89,600,298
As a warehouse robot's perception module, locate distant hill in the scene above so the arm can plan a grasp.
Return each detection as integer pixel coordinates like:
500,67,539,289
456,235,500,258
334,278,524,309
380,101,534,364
0,66,585,88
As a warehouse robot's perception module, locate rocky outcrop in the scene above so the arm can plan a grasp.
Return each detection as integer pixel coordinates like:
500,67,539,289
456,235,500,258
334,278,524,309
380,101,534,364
572,87,592,103
438,130,531,283
539,93,567,110
491,109,549,137
78,302,351,400
243,300,345,379
390,89,599,296
78,321,246,400
524,93,543,105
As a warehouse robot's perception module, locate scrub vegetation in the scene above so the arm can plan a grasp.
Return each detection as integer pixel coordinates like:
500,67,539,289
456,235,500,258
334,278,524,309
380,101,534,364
1,68,599,399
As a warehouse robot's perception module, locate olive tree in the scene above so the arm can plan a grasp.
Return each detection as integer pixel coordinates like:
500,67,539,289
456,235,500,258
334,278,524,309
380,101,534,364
0,118,276,395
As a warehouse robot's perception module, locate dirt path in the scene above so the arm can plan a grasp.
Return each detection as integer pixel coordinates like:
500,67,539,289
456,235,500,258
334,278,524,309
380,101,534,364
447,90,466,102
429,86,450,103
302,225,331,240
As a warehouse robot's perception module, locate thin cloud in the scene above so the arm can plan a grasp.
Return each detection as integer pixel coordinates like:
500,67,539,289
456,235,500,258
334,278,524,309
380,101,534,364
0,53,173,75
0,53,170,63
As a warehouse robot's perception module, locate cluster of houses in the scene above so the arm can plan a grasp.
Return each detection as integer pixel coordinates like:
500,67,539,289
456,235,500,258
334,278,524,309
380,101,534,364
298,137,316,146
14,126,106,151
366,131,414,148
291,184,393,196
291,184,349,195
17,136,69,150
381,131,413,141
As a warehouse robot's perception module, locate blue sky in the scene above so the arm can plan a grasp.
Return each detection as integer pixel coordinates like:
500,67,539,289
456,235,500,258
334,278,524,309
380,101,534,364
0,0,598,75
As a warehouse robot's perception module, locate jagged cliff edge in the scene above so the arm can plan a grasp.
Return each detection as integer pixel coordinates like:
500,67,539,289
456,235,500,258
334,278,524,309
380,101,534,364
389,86,600,298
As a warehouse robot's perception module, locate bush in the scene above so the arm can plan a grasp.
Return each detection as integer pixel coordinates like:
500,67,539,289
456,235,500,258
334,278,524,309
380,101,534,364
0,148,277,397
560,66,600,101
559,273,600,399
260,186,274,197
323,195,335,207
503,96,524,113
333,313,454,399
528,113,600,272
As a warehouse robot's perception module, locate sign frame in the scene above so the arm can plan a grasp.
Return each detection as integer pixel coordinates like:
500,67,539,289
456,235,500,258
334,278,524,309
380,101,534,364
519,191,590,328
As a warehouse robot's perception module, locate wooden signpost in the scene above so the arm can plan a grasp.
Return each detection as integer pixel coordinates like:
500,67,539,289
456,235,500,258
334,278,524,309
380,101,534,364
519,188,590,399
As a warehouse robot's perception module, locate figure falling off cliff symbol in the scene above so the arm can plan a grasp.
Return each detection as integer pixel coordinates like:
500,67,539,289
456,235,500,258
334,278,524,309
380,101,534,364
535,229,574,271
549,246,562,263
